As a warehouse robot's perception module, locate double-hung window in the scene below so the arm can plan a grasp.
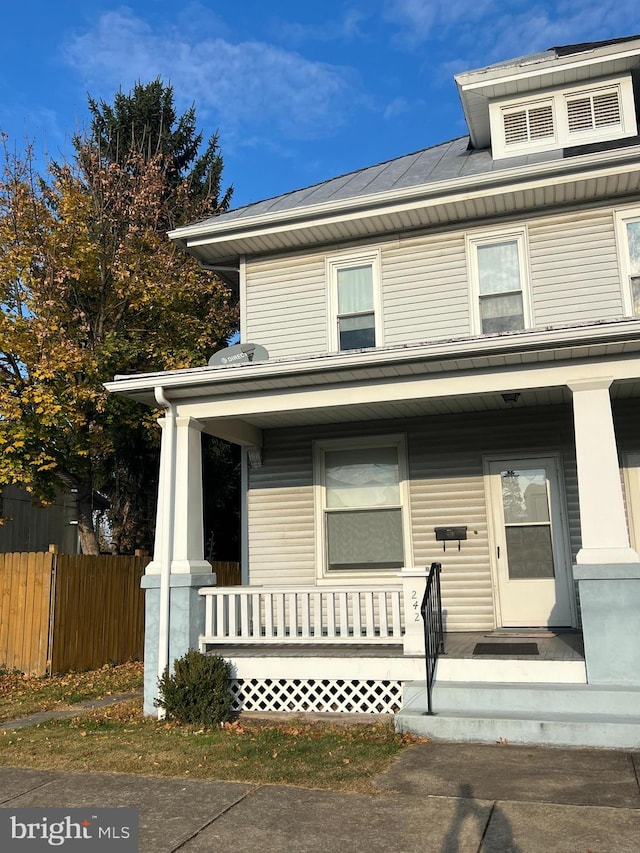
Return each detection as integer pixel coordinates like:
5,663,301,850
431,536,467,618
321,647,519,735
328,250,381,351
468,230,531,335
315,436,408,574
615,209,640,316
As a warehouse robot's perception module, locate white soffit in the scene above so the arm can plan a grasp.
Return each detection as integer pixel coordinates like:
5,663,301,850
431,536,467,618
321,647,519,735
176,153,640,262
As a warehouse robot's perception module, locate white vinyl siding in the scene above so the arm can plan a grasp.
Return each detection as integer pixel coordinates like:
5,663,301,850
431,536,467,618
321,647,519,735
247,406,583,631
529,209,623,325
382,233,469,344
247,429,316,587
243,206,630,359
244,253,327,359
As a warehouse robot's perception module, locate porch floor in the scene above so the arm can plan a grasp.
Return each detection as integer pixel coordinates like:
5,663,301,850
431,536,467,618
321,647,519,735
204,630,584,662
443,630,584,661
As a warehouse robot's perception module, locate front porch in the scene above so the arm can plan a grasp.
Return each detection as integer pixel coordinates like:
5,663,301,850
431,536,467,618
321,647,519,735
196,582,587,715
194,582,640,749
113,330,640,746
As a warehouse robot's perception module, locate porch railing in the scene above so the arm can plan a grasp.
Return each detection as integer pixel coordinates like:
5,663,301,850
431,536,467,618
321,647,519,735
421,562,444,715
199,585,404,646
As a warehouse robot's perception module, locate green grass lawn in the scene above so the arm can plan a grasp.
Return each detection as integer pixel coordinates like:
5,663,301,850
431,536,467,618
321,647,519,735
0,699,412,792
0,662,419,791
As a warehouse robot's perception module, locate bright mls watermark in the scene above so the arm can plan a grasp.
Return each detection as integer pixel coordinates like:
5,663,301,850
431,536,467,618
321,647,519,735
0,808,138,851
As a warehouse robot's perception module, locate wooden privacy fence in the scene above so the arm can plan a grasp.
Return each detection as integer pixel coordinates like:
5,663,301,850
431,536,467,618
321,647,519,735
0,553,242,675
0,552,147,676
212,560,242,586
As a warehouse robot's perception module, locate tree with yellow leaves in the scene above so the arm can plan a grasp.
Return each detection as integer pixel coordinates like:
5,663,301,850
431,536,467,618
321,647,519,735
0,83,237,554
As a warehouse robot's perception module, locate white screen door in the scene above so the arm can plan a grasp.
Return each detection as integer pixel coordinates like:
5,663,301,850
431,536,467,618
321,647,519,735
487,457,574,627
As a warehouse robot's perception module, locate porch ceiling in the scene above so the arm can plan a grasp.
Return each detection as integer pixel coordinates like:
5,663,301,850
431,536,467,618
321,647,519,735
215,386,573,430
205,377,640,431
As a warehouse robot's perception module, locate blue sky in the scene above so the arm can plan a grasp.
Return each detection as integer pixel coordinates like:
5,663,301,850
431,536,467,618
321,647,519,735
1,2,638,209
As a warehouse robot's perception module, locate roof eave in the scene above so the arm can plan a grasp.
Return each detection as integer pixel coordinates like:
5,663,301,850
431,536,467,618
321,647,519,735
168,145,640,262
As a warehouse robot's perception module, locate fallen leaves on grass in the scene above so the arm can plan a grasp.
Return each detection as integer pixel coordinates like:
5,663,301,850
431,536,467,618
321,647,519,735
0,702,417,793
0,662,143,723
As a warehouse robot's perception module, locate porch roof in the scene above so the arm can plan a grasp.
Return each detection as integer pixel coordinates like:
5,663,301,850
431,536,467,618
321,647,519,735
106,318,640,435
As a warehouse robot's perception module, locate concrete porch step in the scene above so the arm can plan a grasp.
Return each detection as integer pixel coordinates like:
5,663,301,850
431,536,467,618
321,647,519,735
435,655,587,683
396,680,640,748
403,679,640,717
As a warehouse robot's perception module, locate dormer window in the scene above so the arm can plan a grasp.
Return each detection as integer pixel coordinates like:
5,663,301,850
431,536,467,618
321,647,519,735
490,76,637,160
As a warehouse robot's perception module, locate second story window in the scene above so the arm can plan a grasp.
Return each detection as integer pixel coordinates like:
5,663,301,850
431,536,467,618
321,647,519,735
468,230,531,335
615,209,640,316
328,250,382,352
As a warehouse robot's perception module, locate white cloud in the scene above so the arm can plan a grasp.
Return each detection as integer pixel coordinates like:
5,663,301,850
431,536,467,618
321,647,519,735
273,7,370,44
63,10,357,143
383,96,413,119
385,0,640,56
384,0,495,44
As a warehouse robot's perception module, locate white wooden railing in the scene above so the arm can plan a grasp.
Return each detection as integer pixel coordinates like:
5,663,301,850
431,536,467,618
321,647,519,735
199,585,404,646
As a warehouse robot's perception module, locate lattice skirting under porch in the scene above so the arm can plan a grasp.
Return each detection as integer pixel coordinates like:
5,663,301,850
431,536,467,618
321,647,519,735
231,678,403,714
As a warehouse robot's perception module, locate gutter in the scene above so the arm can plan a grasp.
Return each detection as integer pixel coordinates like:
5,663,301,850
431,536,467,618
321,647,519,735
153,386,176,720
168,144,640,248
105,318,640,400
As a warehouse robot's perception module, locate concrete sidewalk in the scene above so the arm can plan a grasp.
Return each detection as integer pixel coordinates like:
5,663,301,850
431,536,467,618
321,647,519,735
1,741,639,852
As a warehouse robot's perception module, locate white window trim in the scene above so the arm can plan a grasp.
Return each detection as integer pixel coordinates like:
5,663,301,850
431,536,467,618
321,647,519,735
466,227,533,336
493,96,558,157
490,75,637,160
326,248,383,353
614,206,640,317
313,434,412,583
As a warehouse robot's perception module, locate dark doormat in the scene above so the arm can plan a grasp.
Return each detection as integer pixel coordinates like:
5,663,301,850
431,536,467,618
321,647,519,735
473,642,539,656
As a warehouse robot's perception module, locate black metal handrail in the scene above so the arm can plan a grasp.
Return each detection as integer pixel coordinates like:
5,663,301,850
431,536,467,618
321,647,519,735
420,561,445,715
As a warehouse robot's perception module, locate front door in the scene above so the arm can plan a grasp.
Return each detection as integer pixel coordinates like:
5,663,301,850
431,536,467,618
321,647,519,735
487,456,574,627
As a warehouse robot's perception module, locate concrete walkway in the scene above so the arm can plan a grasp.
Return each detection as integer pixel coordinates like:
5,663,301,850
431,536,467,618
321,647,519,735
0,740,638,852
0,691,143,731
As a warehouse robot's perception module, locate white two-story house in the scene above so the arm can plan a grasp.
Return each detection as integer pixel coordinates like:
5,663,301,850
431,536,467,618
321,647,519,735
108,36,640,746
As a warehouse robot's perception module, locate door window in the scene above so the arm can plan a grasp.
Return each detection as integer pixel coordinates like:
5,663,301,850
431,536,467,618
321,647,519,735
501,468,555,579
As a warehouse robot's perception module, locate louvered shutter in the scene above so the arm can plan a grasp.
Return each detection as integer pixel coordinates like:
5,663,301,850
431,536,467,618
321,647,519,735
567,89,621,134
503,104,554,146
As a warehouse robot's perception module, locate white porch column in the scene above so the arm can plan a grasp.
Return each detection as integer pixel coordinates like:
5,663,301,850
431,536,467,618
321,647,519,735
147,416,212,574
147,416,170,575
568,379,640,686
141,414,214,715
171,416,212,574
568,379,638,565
